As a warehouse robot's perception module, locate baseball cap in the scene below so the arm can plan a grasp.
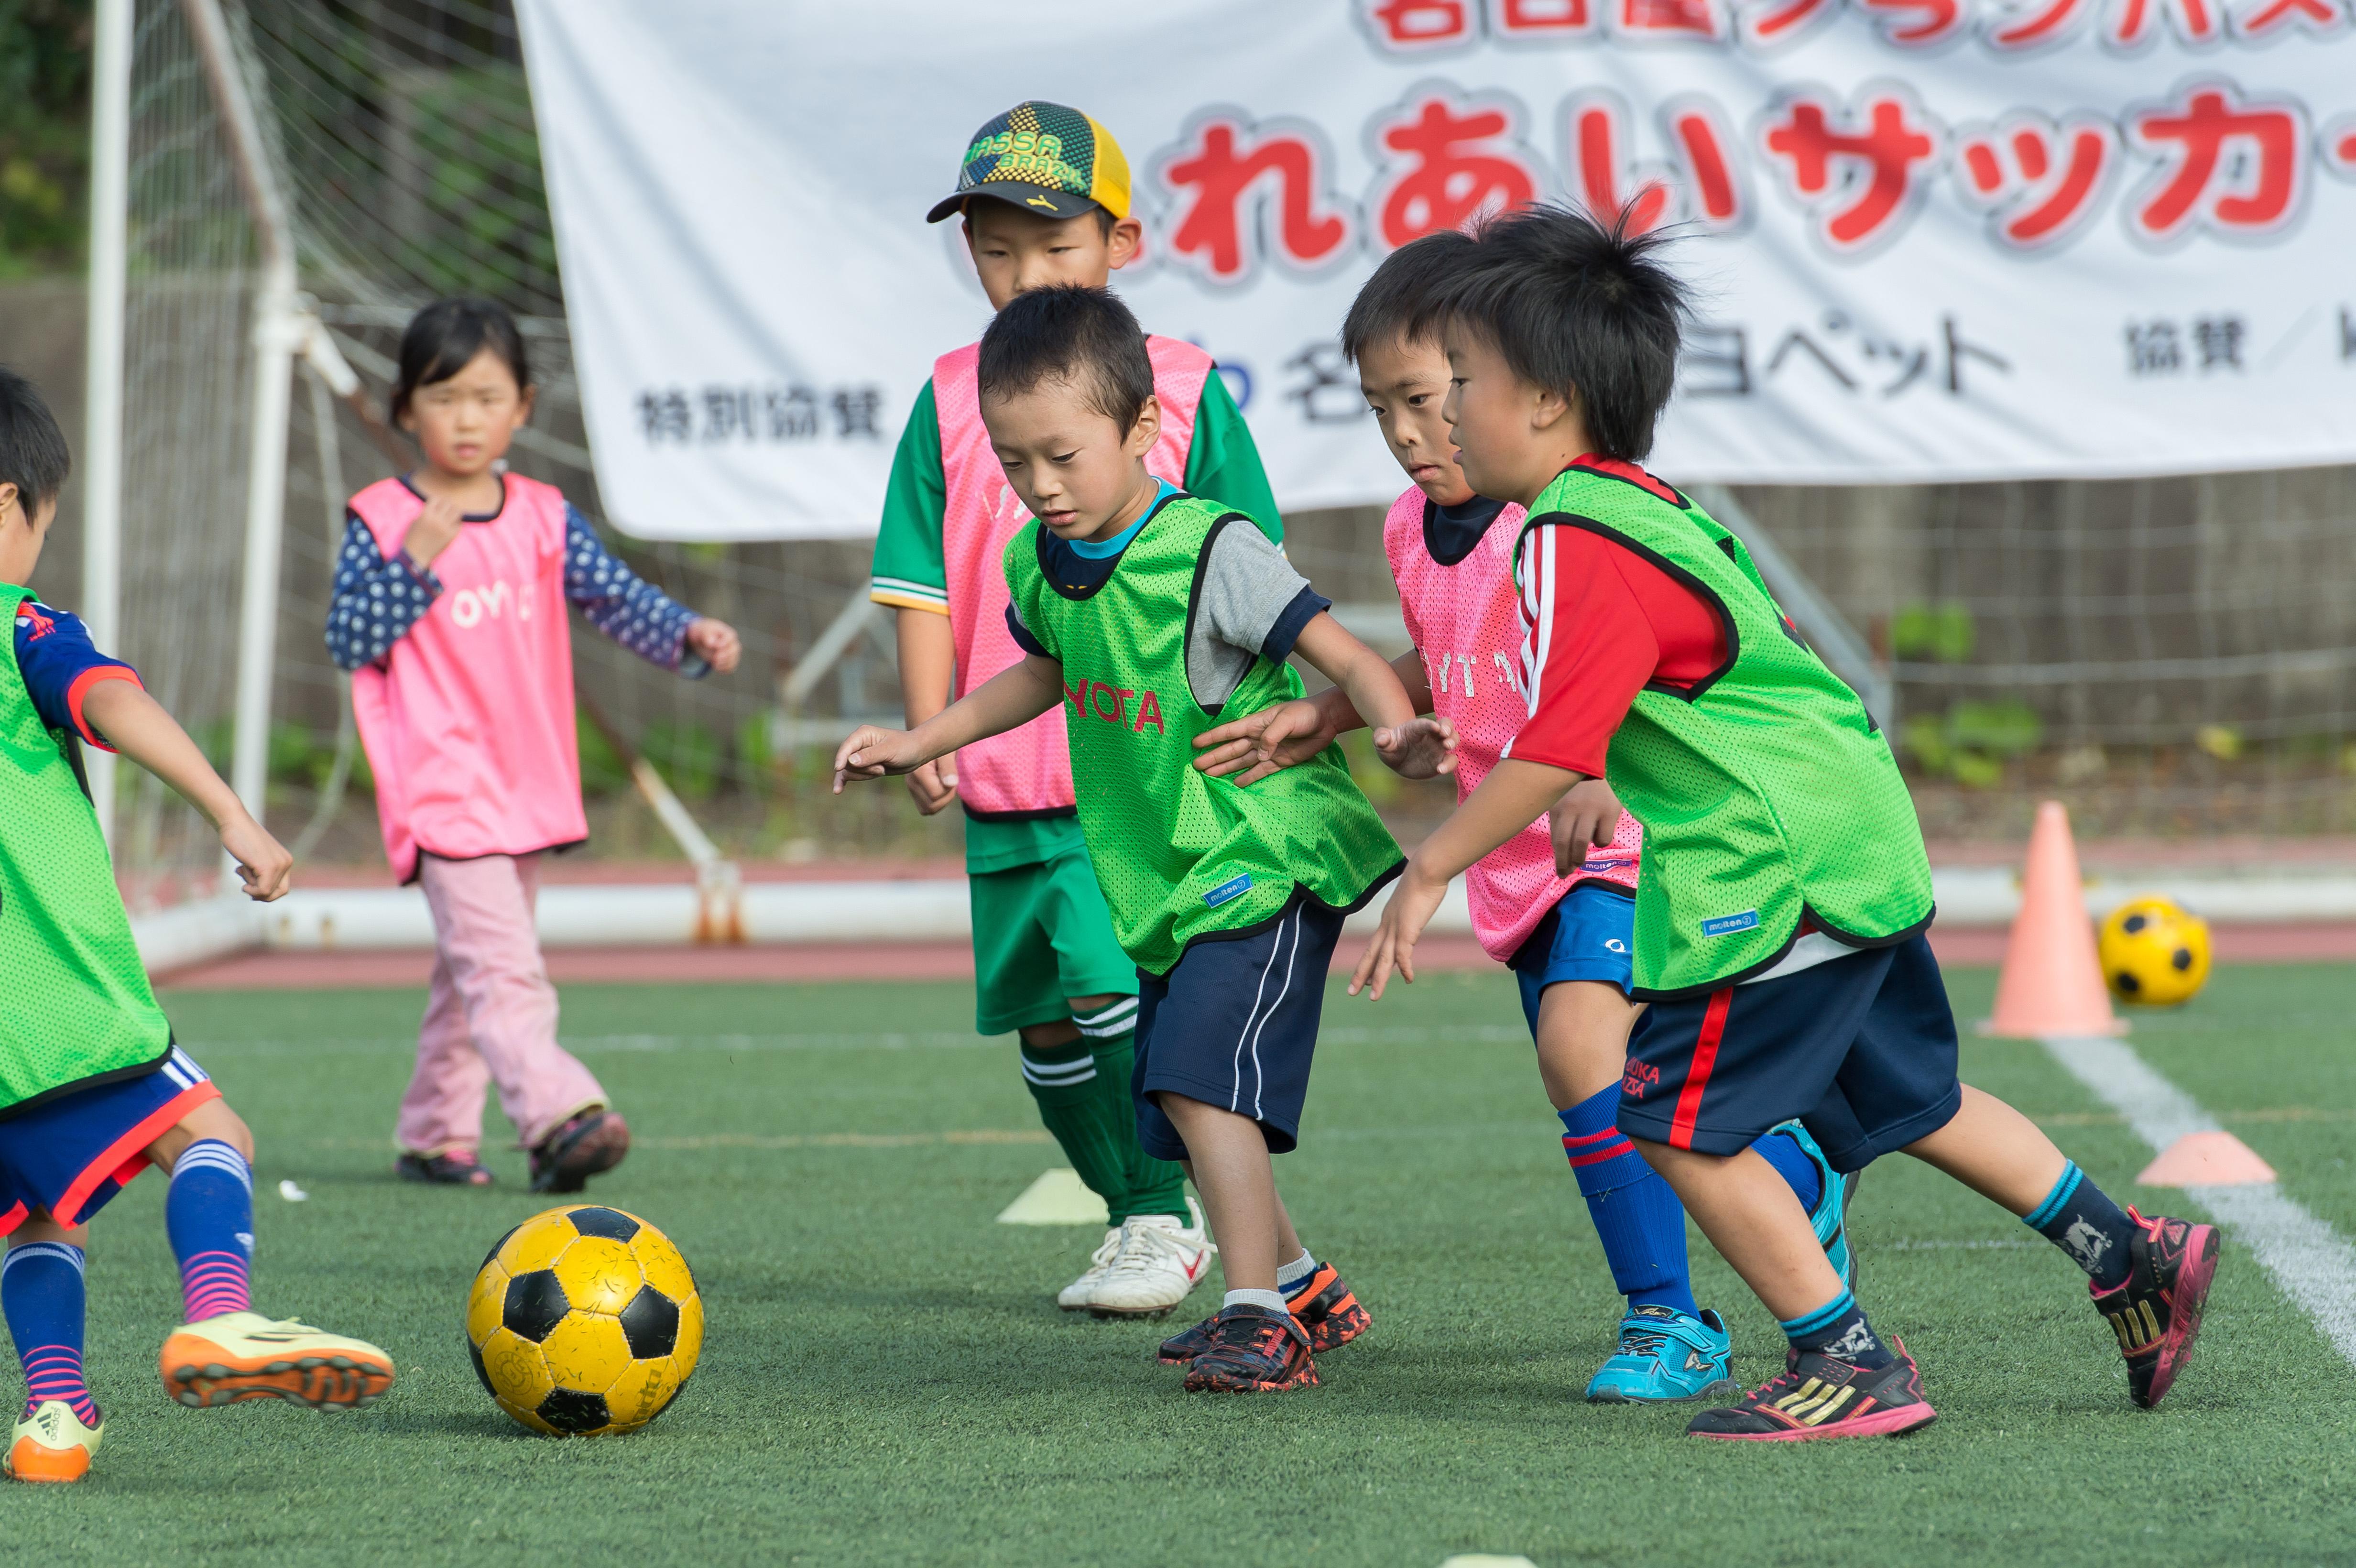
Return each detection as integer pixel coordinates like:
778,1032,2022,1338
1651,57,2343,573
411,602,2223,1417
926,101,1131,225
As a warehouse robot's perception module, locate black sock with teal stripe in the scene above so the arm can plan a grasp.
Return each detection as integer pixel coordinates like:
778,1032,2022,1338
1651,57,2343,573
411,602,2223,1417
1780,1289,1895,1369
2023,1159,2135,1291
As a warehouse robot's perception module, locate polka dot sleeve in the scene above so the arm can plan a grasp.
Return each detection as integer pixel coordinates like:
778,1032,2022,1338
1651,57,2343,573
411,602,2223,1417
323,513,442,671
562,506,702,674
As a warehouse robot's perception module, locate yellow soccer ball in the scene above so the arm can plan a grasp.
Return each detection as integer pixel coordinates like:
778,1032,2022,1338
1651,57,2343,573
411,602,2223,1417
2098,896,2211,1007
466,1205,703,1436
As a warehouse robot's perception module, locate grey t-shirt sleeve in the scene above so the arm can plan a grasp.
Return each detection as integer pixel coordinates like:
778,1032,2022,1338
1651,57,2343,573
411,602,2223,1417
1187,519,1332,711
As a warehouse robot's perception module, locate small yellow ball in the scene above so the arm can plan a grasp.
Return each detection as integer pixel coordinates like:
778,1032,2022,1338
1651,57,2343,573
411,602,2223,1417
2098,895,2211,1007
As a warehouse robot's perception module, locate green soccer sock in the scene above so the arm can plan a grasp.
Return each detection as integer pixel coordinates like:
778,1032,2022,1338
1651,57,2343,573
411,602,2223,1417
1071,1001,1189,1226
1019,1033,1139,1227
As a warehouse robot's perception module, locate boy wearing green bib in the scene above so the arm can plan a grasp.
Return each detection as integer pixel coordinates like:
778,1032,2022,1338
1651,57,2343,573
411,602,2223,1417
0,371,392,1484
1351,206,2220,1438
838,286,1453,1392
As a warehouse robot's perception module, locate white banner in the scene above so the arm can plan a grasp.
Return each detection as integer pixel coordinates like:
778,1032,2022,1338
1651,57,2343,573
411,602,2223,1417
515,0,2356,540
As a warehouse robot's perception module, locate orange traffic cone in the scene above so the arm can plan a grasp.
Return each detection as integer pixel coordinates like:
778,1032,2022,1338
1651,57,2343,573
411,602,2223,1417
1980,800,2126,1038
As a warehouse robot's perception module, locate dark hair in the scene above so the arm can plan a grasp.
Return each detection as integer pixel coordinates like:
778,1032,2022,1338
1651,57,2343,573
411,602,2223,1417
1425,202,1690,461
963,197,1120,241
391,297,531,421
1341,228,1478,365
0,365,71,516
976,284,1154,430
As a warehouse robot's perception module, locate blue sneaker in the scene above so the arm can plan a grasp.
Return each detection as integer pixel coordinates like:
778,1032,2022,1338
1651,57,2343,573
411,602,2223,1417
1584,1305,1740,1403
1772,1121,1861,1290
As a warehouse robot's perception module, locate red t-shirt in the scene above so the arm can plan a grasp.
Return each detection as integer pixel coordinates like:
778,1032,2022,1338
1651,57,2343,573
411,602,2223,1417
1502,462,1726,778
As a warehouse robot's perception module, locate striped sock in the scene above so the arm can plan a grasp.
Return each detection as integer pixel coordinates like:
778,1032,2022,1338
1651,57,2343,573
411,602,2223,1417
1780,1288,1895,1369
167,1139,254,1322
2,1242,98,1425
1021,1030,1142,1227
1560,1086,1699,1317
1074,999,1189,1225
2024,1159,2136,1290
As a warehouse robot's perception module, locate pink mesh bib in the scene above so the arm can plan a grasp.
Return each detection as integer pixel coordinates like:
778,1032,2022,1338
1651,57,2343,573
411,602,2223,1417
347,473,587,882
1382,486,1642,962
933,334,1211,817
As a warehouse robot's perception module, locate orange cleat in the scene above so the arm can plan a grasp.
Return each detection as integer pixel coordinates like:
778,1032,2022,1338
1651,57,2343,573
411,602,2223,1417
159,1311,395,1409
8,1400,102,1482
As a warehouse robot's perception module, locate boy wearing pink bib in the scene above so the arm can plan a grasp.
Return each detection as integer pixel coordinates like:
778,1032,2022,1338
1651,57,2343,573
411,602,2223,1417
870,103,1285,1318
327,300,742,1195
1194,235,1853,1402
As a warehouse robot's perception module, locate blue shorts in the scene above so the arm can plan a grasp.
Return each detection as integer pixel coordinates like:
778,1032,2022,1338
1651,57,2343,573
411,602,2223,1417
1508,881,1636,1034
1615,934,1961,1172
1132,896,1348,1162
0,1047,218,1233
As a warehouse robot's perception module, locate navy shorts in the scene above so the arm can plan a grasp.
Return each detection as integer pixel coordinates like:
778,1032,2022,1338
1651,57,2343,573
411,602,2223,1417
0,1046,218,1233
1615,934,1961,1172
1132,896,1348,1162
1509,881,1636,1034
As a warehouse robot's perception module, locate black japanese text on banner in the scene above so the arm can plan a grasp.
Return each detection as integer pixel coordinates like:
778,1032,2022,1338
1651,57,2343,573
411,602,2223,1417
513,0,2356,540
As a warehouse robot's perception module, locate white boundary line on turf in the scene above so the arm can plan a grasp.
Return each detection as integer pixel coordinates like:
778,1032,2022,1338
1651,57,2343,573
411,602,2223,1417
2041,1033,2356,1368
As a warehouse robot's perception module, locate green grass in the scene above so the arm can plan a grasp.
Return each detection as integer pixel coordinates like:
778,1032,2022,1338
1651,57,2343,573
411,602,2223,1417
14,964,2356,1566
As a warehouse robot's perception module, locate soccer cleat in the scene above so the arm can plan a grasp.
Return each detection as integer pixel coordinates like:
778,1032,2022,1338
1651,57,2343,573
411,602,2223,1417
529,1110,630,1194
1088,1200,1216,1318
1687,1339,1936,1441
1181,1305,1318,1393
395,1151,493,1187
7,1400,102,1483
1058,1228,1123,1311
159,1311,396,1410
1772,1121,1861,1291
2093,1207,2221,1410
1584,1304,1740,1403
1157,1257,1367,1362
1286,1260,1371,1353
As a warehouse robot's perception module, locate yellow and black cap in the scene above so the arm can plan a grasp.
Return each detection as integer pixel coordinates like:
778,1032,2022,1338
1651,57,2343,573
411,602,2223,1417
927,101,1131,225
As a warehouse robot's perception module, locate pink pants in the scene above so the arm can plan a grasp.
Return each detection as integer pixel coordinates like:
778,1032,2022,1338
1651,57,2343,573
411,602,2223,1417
396,852,607,1157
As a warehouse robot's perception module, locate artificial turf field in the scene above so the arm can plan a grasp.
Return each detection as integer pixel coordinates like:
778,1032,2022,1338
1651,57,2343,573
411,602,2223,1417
13,963,2356,1567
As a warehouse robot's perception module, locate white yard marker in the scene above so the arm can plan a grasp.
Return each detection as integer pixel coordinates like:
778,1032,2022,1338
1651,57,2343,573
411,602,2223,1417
995,1168,1110,1227
2041,1033,2356,1367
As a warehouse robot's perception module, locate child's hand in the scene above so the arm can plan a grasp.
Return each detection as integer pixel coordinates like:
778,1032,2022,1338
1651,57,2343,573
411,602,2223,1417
1192,698,1334,784
905,756,959,815
1349,863,1448,1000
833,724,922,791
1549,778,1621,876
403,495,464,568
219,811,293,902
685,617,742,675
1372,714,1457,779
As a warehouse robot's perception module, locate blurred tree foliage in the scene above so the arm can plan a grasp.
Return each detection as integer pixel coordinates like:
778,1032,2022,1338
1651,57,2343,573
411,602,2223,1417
0,0,93,275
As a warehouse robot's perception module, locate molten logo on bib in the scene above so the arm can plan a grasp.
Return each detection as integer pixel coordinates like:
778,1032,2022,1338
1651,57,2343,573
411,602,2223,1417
1202,873,1253,907
1701,909,1760,937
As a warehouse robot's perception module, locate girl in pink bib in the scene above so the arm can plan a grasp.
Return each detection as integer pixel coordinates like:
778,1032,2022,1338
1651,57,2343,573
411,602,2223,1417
1192,236,1848,1403
326,300,741,1194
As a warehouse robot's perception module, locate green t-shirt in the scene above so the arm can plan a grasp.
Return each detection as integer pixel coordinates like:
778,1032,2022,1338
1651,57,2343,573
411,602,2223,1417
871,365,1283,874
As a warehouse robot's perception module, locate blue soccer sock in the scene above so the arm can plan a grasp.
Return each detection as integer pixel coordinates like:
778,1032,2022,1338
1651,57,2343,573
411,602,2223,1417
1780,1288,1896,1370
2023,1160,2136,1291
1753,1125,1824,1216
1559,1086,1698,1318
167,1140,254,1322
1,1242,98,1425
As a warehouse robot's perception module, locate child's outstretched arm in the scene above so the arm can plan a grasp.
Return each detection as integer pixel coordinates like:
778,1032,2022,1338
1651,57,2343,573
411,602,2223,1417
561,505,740,676
1348,757,1581,998
1191,650,1432,785
834,653,1062,791
1282,614,1455,780
81,683,291,901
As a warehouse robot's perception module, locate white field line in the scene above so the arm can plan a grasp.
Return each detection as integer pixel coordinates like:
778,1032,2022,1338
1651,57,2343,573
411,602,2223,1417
2041,1032,2356,1368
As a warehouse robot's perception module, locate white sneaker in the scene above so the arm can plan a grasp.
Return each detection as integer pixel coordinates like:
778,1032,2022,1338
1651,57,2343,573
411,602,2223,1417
1087,1198,1217,1318
1057,1228,1123,1311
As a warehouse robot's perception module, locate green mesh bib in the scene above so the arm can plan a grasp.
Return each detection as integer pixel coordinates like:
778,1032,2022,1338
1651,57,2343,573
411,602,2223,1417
0,586,173,1115
1515,471,1933,998
1005,497,1401,975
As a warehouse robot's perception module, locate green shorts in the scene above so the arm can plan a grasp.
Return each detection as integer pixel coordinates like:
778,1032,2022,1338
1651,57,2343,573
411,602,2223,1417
969,843,1137,1036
